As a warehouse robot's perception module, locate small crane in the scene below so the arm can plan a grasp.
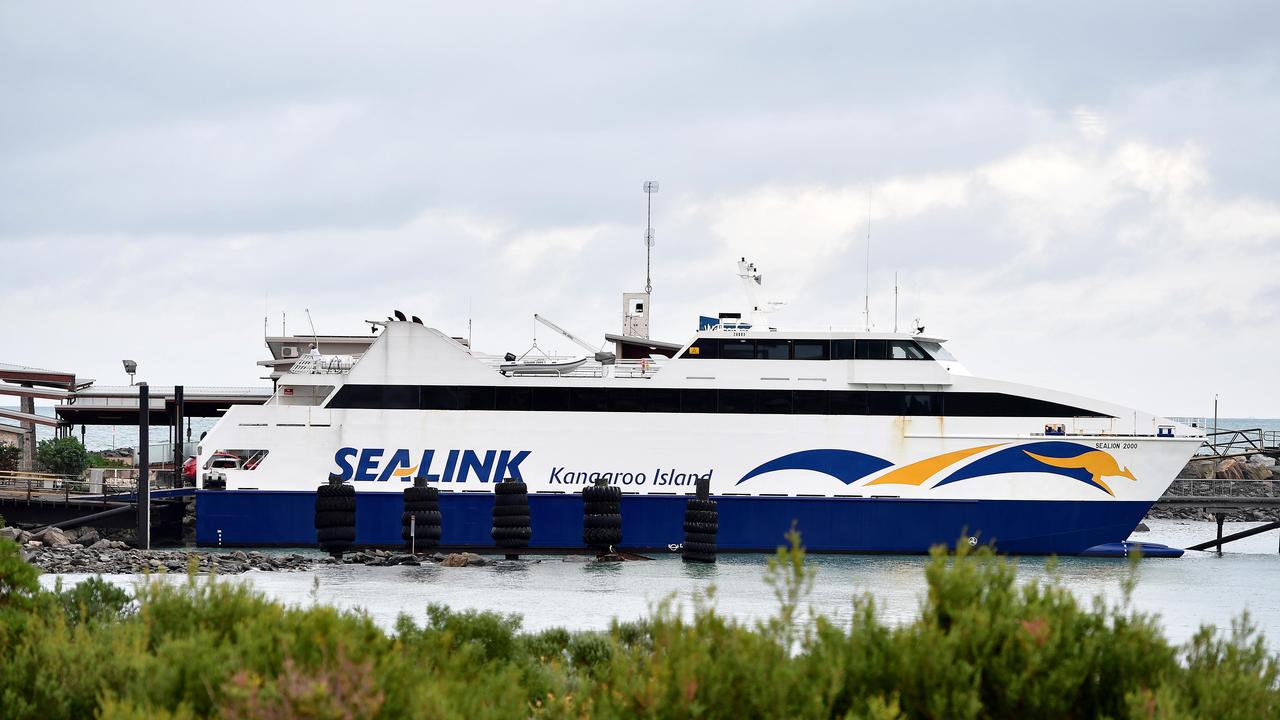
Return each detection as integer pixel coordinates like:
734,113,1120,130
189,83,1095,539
534,314,616,364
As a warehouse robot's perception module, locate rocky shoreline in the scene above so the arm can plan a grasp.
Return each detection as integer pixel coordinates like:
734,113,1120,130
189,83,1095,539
1146,453,1280,522
2,524,610,575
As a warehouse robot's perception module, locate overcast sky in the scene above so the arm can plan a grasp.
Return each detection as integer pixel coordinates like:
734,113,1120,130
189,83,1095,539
3,2,1278,417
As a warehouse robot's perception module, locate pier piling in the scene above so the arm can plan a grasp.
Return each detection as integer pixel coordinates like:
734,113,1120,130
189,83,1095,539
136,383,150,550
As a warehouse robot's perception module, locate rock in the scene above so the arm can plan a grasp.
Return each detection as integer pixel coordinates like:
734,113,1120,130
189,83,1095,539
1179,459,1217,479
1133,522,1150,532
89,539,113,550
441,552,488,567
1249,454,1277,468
0,527,20,543
1216,458,1245,480
1243,463,1274,481
35,527,71,546
74,528,101,547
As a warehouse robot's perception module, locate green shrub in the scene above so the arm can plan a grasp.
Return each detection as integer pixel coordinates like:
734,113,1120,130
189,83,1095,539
0,443,20,472
35,437,90,477
0,534,1276,719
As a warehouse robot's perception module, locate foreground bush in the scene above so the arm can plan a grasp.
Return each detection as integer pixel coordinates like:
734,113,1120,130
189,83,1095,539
0,535,1276,719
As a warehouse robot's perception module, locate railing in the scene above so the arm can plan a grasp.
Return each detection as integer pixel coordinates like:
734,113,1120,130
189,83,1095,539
288,355,358,375
1196,428,1273,457
0,469,180,503
478,356,664,379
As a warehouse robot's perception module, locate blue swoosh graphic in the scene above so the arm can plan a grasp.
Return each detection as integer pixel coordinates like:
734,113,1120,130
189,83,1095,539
934,441,1095,489
737,449,893,486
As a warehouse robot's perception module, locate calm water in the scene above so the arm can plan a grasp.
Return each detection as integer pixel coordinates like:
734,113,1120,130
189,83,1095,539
39,519,1280,648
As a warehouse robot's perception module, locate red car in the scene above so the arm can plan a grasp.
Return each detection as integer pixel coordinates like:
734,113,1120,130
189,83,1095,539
182,456,197,484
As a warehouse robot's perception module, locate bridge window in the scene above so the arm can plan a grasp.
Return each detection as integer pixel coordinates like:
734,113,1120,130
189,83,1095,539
890,341,929,360
917,341,956,362
720,339,755,359
680,338,719,359
792,340,830,360
832,339,856,360
755,339,791,360
855,339,889,360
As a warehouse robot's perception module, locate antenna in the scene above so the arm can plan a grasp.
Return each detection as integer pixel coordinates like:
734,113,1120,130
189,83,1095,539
282,311,286,336
863,189,872,331
893,272,899,333
643,181,659,294
304,308,320,352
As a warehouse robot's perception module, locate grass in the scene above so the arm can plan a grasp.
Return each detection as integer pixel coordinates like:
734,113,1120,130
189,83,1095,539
0,533,1276,719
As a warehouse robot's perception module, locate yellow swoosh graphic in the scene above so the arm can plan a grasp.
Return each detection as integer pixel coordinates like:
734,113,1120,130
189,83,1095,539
1023,450,1136,496
865,444,1005,487
391,465,419,478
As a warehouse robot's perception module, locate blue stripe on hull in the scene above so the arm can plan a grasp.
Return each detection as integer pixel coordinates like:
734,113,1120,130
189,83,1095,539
195,490,1152,555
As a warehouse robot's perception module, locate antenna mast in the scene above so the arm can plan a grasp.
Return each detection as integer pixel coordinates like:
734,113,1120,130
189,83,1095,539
304,308,320,352
893,272,899,333
863,190,872,331
643,181,659,294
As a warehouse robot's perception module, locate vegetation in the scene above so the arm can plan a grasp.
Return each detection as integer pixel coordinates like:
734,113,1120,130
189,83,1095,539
0,442,21,472
87,451,130,469
35,437,90,477
0,532,1276,719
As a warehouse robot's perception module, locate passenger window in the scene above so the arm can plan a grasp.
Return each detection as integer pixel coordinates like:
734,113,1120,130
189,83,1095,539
792,390,828,414
756,390,793,413
832,339,855,360
531,387,570,411
495,386,532,411
681,389,717,413
755,339,790,360
645,388,681,413
720,339,755,359
855,340,889,360
904,393,936,414
829,391,868,415
890,341,928,360
570,387,608,412
717,389,755,413
792,340,830,360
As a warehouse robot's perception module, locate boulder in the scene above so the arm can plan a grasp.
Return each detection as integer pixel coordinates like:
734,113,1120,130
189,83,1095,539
1216,458,1245,480
74,528,101,547
88,539,113,550
1179,460,1217,479
1249,454,1277,469
1244,463,1274,481
1133,522,1150,532
0,527,20,543
35,527,71,546
441,552,488,567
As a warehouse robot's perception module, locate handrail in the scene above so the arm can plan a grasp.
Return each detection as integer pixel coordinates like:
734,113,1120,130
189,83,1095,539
0,469,178,503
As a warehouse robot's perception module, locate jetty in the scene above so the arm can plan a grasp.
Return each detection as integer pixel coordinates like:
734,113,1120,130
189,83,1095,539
1152,427,1280,553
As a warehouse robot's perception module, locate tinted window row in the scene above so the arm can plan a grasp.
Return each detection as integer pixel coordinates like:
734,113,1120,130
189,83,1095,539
681,338,931,361
326,384,1110,418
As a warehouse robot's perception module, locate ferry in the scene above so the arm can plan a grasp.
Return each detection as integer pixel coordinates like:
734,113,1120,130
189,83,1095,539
195,261,1202,554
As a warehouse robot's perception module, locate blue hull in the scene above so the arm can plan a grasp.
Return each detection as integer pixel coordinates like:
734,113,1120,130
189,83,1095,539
196,490,1153,555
